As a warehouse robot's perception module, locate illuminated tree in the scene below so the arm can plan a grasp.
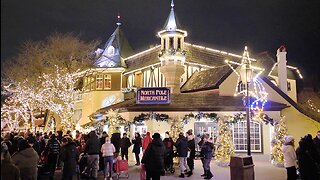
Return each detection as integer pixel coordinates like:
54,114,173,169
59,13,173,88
271,116,287,167
215,116,235,166
170,117,184,141
40,66,80,131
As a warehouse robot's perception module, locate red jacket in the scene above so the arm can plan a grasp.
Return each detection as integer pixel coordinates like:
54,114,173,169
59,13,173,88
142,133,152,151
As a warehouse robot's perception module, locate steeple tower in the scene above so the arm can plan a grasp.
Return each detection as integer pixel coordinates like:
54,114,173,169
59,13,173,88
158,0,187,93
94,15,133,68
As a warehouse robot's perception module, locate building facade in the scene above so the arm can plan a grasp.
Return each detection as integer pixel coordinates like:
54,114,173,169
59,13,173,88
69,1,319,155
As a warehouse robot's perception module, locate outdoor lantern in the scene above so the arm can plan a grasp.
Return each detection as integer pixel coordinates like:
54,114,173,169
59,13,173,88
240,61,253,84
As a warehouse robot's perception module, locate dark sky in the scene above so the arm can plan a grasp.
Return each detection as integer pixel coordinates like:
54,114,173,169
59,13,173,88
1,0,320,85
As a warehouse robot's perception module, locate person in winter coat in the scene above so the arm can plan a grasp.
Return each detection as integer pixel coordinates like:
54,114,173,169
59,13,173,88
1,142,20,180
60,137,79,180
186,130,196,177
142,132,152,152
44,134,60,180
200,134,214,179
84,130,101,179
120,133,131,160
174,132,189,178
314,131,320,157
141,133,165,180
132,132,142,166
282,135,297,180
296,134,320,180
99,132,108,171
101,136,115,180
111,131,121,156
163,131,174,171
12,139,39,180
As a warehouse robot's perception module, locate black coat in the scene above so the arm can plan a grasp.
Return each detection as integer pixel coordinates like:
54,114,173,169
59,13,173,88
60,142,79,177
200,141,214,159
187,138,196,159
174,135,188,157
85,133,101,155
111,133,121,153
141,138,165,172
120,137,131,151
163,138,174,156
132,137,142,153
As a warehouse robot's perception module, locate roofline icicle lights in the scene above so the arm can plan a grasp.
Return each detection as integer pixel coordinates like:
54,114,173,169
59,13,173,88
225,46,268,120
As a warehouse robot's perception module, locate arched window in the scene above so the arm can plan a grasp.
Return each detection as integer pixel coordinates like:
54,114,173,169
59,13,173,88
237,81,246,93
107,46,115,56
232,120,262,152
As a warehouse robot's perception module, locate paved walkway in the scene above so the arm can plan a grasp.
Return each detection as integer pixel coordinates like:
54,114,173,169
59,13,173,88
52,155,286,180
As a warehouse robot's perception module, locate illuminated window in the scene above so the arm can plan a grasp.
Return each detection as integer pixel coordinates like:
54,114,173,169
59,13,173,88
287,81,291,91
90,77,95,90
83,77,87,90
96,74,103,89
237,81,246,93
107,46,115,56
104,74,111,89
177,38,181,49
169,37,174,49
233,121,262,152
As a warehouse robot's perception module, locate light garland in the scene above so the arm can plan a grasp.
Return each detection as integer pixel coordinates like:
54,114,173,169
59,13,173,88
307,99,320,113
271,116,287,167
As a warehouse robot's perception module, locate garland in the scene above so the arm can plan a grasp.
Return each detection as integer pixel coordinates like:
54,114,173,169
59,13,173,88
228,112,275,126
182,112,218,124
133,113,169,124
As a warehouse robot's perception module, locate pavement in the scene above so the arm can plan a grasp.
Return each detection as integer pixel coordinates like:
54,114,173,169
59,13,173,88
51,155,286,180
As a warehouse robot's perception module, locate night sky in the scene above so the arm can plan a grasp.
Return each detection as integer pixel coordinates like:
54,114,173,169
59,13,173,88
1,0,320,86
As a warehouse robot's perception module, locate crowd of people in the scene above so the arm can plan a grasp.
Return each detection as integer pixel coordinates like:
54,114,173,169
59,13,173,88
282,131,320,180
0,128,215,180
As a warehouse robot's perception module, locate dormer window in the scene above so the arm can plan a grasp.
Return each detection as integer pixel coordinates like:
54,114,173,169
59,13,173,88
169,37,174,49
237,81,246,93
107,46,115,56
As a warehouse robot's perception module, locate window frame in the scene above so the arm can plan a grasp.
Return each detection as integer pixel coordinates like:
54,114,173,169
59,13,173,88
232,120,262,153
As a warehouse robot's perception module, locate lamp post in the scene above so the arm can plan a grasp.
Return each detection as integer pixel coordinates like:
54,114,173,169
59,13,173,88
240,48,253,156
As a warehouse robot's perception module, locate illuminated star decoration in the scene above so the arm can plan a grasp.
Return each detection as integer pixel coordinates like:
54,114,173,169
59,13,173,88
225,46,268,120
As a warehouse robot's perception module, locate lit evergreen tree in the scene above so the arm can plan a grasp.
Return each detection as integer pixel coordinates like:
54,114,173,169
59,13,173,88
216,116,235,166
271,116,287,167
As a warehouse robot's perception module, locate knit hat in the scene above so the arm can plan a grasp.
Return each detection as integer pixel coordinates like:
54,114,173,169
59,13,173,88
152,133,161,139
284,135,294,144
18,139,31,151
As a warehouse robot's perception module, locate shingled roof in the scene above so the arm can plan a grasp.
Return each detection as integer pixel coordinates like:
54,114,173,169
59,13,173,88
180,65,233,93
124,43,244,73
90,93,288,118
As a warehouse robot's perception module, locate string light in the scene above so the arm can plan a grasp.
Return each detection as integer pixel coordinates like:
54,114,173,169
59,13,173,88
225,46,268,121
271,116,287,167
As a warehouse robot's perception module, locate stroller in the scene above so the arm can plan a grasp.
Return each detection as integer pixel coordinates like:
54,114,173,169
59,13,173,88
164,150,175,174
79,153,89,178
113,157,129,179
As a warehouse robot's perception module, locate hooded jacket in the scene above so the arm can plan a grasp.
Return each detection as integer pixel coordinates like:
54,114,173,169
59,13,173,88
174,135,188,157
282,144,296,168
142,132,152,151
141,138,165,172
60,141,79,177
12,147,39,180
85,131,101,155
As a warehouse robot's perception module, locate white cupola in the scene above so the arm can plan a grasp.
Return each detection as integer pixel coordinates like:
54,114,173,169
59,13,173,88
158,0,187,94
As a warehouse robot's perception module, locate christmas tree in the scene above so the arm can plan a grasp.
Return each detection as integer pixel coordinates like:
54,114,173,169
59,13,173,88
170,117,184,141
216,116,235,166
271,116,287,167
